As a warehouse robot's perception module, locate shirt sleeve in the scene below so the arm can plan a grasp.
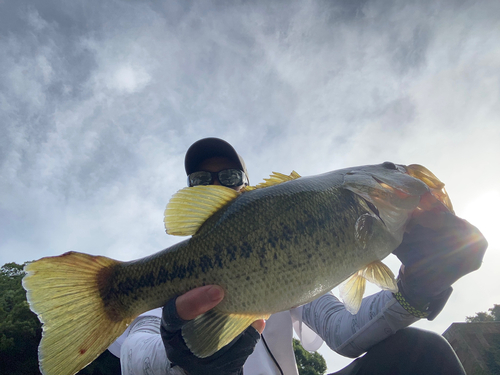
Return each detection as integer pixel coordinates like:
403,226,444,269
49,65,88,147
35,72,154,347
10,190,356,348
119,314,187,375
302,291,419,358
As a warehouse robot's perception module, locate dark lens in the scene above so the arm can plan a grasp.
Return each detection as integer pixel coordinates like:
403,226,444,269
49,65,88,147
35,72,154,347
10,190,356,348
218,169,244,187
188,171,213,186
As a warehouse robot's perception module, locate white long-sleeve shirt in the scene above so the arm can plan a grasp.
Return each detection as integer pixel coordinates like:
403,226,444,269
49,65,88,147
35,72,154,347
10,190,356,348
109,290,419,375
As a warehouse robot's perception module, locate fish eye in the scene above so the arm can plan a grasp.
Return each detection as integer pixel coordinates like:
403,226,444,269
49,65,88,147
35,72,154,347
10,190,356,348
382,162,397,170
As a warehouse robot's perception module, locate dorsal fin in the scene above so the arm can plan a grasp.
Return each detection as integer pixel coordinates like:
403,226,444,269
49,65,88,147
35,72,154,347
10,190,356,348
164,185,240,236
243,171,301,192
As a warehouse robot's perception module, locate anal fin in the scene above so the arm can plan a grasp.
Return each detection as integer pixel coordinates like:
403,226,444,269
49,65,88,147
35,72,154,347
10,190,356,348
182,309,267,358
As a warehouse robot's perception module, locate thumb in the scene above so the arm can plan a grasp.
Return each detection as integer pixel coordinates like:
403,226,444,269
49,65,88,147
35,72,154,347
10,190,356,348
176,285,225,320
251,319,266,334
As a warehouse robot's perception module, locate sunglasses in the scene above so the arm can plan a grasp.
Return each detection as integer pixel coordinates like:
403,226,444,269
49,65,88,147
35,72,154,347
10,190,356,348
188,169,248,188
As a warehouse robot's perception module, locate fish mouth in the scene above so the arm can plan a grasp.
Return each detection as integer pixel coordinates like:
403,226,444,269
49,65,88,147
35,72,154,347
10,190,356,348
405,164,454,214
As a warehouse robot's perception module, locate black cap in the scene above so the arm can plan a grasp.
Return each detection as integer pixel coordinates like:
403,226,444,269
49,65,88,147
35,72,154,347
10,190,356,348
184,138,249,181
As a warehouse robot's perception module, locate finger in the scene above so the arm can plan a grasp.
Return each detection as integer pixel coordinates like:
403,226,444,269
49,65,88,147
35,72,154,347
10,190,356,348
251,319,266,334
176,285,224,320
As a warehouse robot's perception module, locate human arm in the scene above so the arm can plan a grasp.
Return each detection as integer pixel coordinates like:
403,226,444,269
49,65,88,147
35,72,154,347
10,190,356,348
302,212,487,358
119,310,185,375
302,291,417,358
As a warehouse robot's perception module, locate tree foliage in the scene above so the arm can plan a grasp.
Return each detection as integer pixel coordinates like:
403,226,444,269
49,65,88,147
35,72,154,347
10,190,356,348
466,304,500,323
0,262,120,375
293,338,327,375
483,335,500,375
0,262,41,374
466,304,500,375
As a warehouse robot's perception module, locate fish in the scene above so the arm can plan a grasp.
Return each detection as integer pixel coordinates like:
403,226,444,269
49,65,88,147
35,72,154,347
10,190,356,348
22,162,454,375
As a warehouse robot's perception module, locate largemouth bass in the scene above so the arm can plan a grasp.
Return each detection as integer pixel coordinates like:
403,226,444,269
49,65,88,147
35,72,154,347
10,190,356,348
23,162,454,375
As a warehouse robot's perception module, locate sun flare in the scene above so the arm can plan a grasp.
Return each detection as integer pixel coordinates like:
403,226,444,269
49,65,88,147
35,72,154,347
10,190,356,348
461,191,500,249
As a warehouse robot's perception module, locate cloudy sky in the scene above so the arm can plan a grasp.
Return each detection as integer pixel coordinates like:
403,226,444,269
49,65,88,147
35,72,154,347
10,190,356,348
1,0,499,371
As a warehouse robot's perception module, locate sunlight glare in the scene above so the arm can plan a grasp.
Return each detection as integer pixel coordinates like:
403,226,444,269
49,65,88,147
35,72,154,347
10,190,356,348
461,191,500,249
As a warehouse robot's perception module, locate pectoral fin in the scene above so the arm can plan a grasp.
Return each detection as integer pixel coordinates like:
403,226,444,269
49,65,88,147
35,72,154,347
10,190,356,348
363,261,398,292
182,309,268,358
164,185,240,236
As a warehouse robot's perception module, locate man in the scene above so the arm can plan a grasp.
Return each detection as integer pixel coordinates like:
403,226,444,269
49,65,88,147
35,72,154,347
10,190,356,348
110,137,487,375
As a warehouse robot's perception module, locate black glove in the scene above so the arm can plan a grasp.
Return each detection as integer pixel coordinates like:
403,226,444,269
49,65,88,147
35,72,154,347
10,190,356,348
393,211,487,320
160,296,260,375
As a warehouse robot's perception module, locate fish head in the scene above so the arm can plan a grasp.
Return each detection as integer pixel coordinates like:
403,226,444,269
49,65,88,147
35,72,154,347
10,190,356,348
343,162,453,239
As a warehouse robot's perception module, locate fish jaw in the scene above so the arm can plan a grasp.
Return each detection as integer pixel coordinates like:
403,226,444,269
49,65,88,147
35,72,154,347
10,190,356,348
404,164,454,214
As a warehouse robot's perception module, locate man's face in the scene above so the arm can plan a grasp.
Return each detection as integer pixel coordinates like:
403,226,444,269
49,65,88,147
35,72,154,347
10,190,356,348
195,157,246,192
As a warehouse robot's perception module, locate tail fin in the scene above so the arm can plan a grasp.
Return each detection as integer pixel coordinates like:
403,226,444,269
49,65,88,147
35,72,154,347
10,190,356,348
23,252,133,375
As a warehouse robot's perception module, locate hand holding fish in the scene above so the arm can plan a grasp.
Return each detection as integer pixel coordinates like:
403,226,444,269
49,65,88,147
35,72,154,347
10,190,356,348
173,285,266,331
175,285,225,320
393,211,487,320
161,285,262,375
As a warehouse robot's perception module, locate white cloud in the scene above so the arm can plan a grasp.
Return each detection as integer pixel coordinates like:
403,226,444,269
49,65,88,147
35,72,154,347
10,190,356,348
25,6,50,32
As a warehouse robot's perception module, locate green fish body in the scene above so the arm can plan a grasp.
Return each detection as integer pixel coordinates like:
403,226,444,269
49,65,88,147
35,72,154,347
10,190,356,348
23,163,453,375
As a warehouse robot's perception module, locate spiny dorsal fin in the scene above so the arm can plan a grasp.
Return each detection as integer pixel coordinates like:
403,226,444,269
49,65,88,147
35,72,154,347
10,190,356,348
182,309,269,358
164,185,240,236
243,171,301,191
339,261,397,314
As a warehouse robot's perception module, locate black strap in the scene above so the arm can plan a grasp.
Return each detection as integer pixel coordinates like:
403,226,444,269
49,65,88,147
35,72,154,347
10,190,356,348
261,334,284,375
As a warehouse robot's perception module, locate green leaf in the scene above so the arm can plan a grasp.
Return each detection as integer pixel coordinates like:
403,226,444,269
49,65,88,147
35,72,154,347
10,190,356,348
293,338,327,375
